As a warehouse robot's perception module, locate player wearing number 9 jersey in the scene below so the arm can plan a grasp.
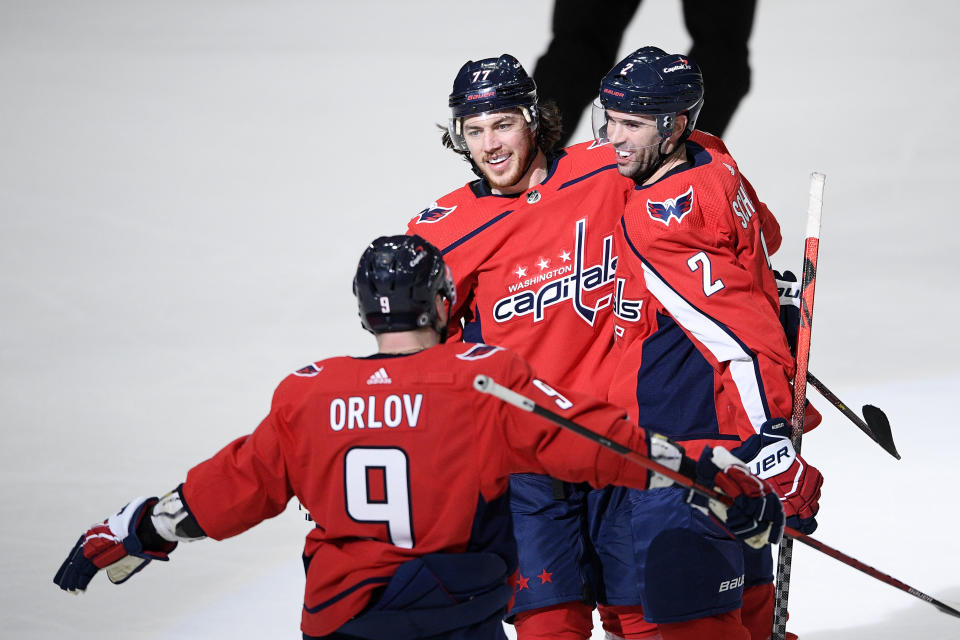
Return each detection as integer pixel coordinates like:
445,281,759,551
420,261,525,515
52,236,785,640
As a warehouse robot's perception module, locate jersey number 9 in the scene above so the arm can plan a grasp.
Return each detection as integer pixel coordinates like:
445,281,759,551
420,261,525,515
345,447,414,548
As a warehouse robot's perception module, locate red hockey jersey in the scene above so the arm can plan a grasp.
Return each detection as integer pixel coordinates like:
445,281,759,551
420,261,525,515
181,342,652,637
407,141,634,397
608,131,794,457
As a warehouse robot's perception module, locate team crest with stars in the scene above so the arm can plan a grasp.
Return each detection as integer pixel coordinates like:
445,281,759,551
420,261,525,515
414,202,457,224
646,186,695,226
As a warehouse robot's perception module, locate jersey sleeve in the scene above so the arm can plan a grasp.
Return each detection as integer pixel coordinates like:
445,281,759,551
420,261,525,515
620,176,795,438
181,386,295,540
474,351,653,492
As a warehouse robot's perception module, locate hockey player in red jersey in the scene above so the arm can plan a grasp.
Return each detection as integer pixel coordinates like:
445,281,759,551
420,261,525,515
593,48,825,639
53,235,785,640
407,55,643,638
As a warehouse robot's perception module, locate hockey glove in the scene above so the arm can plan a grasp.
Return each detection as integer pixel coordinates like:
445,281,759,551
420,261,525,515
775,269,801,355
734,418,824,534
691,446,785,549
647,433,784,548
54,496,177,593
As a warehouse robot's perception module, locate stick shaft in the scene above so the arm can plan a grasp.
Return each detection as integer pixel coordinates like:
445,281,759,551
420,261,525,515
773,172,825,639
473,374,960,620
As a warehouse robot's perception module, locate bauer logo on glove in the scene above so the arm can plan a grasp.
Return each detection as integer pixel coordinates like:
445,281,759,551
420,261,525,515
733,418,824,534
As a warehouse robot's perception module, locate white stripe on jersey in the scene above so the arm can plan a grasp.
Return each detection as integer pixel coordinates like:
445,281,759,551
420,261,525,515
640,260,770,433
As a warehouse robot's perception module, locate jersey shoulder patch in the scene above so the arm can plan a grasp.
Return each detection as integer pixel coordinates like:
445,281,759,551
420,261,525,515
456,343,505,361
293,363,323,377
646,186,695,226
413,202,457,224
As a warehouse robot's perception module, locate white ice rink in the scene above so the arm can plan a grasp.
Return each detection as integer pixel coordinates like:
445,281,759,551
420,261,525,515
2,1,959,638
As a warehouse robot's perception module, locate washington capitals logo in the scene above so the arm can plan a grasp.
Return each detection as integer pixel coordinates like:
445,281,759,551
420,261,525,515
647,186,694,226
415,203,457,224
294,363,323,377
456,344,504,361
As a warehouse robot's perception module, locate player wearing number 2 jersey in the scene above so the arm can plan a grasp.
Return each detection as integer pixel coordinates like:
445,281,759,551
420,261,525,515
593,48,824,640
52,236,785,640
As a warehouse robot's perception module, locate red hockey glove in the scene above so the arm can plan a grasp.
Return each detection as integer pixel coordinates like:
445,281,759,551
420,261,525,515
691,446,785,548
733,418,824,534
53,496,176,593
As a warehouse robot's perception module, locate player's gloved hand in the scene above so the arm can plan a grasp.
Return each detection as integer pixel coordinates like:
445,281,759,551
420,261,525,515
733,418,824,534
691,446,785,549
775,269,800,355
54,496,177,593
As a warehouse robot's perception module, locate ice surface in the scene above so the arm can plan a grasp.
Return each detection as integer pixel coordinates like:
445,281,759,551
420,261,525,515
2,1,958,638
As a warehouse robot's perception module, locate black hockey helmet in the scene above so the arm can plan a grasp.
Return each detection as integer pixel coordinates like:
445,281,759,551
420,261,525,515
447,53,538,151
594,46,704,140
353,235,456,337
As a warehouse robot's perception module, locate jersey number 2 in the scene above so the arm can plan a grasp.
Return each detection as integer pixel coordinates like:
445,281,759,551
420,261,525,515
687,252,725,296
345,447,414,548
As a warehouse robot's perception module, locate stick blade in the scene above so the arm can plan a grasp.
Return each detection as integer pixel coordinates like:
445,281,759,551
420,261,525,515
933,598,960,619
862,405,901,460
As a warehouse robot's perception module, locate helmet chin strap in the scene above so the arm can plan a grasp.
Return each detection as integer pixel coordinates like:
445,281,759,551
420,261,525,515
468,128,541,190
632,137,671,186
512,143,540,188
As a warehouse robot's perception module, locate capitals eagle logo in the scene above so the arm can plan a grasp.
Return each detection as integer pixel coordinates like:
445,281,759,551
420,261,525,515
415,202,457,224
646,186,694,226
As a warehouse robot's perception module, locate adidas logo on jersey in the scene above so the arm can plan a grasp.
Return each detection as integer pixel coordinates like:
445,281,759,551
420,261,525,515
366,368,392,385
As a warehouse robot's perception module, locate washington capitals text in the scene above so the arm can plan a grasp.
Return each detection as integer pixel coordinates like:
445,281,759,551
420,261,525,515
493,219,617,326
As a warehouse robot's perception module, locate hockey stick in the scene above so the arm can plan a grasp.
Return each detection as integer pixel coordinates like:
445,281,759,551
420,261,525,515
807,371,900,459
772,172,825,639
473,373,960,620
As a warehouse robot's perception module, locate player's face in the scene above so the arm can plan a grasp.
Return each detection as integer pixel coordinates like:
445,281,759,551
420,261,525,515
604,110,665,181
462,110,537,194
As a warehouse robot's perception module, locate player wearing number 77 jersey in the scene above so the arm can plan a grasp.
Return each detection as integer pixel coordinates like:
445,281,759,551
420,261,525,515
53,236,784,640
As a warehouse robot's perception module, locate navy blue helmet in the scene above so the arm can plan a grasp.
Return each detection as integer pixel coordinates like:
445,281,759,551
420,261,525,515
596,47,704,139
447,54,538,151
353,235,456,337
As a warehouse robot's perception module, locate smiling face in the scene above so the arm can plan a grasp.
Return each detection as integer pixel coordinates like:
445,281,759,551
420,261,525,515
603,109,687,184
603,110,667,181
461,109,540,194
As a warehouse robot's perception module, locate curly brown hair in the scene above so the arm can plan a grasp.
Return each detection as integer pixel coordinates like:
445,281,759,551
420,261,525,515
439,100,565,164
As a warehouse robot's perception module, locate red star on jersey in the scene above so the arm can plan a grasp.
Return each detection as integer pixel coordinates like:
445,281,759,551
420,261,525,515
516,574,530,590
537,569,553,584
